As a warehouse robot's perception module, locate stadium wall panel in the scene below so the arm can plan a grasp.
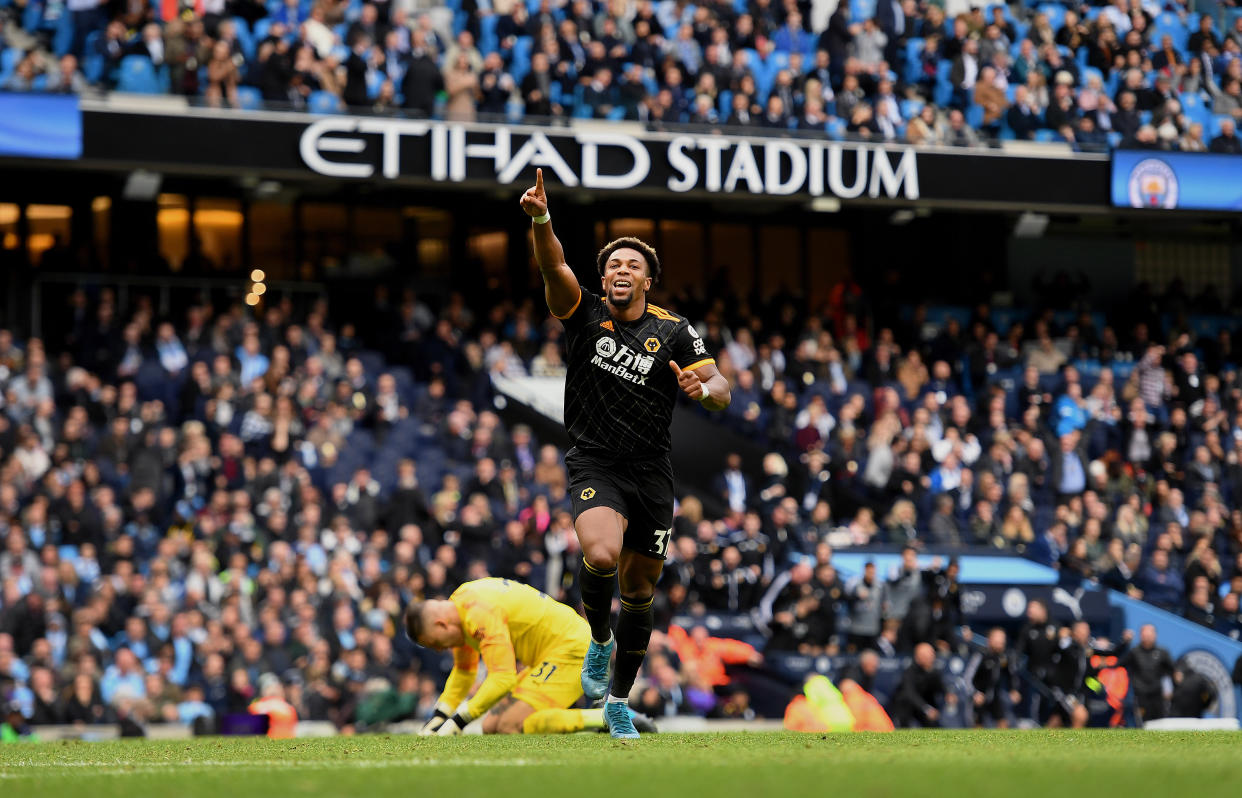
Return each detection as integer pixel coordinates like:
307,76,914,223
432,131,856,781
77,103,1110,212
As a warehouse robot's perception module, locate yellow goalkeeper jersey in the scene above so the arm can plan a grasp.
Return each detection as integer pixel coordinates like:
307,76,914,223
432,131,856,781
439,578,589,718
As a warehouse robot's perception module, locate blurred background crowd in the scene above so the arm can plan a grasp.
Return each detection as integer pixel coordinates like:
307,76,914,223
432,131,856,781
4,0,1242,149
2,263,1242,733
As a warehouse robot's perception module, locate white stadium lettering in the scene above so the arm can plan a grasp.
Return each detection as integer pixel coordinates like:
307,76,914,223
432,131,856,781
297,121,920,200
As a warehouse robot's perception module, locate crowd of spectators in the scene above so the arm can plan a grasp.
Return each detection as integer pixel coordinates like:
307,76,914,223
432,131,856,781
4,0,1242,150
2,267,1242,734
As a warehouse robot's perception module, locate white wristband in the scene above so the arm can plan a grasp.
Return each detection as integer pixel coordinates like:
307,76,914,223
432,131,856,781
698,382,711,403
532,211,550,224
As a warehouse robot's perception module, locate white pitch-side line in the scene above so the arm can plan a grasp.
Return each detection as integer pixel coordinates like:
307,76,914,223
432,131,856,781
0,758,561,777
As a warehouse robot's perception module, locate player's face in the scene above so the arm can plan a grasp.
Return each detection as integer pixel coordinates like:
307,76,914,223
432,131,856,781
602,248,652,309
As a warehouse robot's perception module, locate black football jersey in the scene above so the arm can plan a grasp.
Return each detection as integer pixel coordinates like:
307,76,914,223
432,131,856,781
557,286,715,460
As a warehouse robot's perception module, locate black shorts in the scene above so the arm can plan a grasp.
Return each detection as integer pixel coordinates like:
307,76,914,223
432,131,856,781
566,448,675,560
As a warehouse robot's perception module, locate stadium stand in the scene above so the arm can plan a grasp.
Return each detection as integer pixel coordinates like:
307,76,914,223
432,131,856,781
1,0,1241,151
2,266,1242,733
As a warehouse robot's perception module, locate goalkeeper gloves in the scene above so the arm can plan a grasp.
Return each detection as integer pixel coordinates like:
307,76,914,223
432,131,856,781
435,702,475,736
418,702,454,736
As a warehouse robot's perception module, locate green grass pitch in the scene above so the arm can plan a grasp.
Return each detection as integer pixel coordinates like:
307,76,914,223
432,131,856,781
2,731,1239,798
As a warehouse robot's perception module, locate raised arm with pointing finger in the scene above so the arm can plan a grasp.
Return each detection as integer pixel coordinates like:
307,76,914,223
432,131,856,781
520,168,582,320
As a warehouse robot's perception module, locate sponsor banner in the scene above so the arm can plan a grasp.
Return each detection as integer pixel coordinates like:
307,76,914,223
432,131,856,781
80,108,1108,208
1111,150,1242,211
0,93,81,160
832,551,1059,585
958,584,1111,624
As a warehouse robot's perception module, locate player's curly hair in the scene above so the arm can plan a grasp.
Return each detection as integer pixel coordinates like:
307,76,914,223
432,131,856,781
596,237,661,285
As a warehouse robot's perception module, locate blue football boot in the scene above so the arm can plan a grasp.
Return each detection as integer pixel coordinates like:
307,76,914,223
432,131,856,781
581,636,614,701
604,701,640,739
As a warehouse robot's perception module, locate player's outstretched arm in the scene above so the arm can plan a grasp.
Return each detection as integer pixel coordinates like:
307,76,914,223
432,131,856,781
520,168,581,318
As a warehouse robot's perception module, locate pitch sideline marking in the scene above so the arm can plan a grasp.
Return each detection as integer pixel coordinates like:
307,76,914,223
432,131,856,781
0,757,562,778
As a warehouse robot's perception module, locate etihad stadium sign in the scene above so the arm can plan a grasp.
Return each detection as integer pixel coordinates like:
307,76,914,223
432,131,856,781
297,118,918,200
77,104,1109,210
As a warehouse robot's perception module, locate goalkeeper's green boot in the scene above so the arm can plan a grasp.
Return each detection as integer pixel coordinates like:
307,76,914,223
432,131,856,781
581,635,614,701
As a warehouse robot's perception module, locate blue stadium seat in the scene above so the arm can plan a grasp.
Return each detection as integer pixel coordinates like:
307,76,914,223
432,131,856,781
572,86,592,118
0,46,19,77
21,1,41,31
903,37,923,84
827,118,846,140
926,306,971,330
233,17,255,61
1107,131,1122,148
899,98,923,119
52,11,74,57
479,14,499,55
1036,4,1065,31
718,89,733,119
1189,315,1234,340
933,60,953,107
82,31,104,82
850,0,876,21
308,90,342,114
1153,12,1189,51
253,18,273,41
510,36,533,83
236,85,263,109
990,309,1021,335
1033,129,1057,142
117,55,162,94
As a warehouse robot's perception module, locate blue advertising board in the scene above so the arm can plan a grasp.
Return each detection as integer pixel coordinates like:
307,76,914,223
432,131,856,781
1109,591,1242,721
1111,150,1242,211
0,93,81,160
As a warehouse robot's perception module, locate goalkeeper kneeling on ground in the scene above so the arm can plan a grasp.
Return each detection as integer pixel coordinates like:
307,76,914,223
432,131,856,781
405,578,655,735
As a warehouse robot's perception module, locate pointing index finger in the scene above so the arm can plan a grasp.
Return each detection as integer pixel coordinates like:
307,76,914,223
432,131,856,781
535,167,544,192
669,360,682,377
